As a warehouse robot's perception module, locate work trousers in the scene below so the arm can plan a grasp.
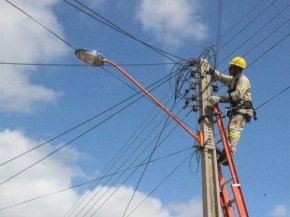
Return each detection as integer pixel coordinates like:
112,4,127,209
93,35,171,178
227,114,247,156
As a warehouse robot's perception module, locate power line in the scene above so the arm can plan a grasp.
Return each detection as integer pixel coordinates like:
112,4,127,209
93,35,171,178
0,66,178,168
2,1,287,215
215,14,289,75
0,147,191,212
246,33,289,69
255,86,290,110
122,104,193,217
82,110,191,217
4,0,75,50
71,108,183,216
213,33,289,95
69,97,191,216
0,62,175,67
219,0,279,51
63,93,175,217
0,69,179,186
121,112,172,217
125,152,194,217
0,95,144,187
244,30,290,65
219,0,267,39
219,4,289,66
63,0,184,62
215,0,223,66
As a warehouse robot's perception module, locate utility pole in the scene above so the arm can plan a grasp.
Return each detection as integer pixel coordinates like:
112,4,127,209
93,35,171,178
198,59,221,216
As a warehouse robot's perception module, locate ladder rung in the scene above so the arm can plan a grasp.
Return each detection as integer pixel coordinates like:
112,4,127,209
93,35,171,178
224,198,236,207
220,178,233,189
224,178,233,185
216,139,222,145
218,157,228,165
216,146,223,155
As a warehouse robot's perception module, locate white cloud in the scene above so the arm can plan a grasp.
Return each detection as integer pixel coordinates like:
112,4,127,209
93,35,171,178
0,0,68,113
73,185,170,217
168,198,202,217
68,185,202,217
0,129,82,217
0,129,202,217
269,204,290,217
135,0,208,47
0,66,61,113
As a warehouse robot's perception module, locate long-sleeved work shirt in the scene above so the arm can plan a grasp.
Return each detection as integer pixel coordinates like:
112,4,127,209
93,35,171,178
213,70,252,107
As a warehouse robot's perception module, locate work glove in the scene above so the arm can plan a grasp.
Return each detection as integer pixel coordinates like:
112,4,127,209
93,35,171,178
206,67,215,75
208,96,220,106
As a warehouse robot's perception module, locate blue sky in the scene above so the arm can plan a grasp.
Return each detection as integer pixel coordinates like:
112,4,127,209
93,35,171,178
0,0,289,216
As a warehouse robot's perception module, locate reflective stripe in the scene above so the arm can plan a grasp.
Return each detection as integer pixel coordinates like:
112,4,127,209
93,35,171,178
245,93,251,101
228,132,240,140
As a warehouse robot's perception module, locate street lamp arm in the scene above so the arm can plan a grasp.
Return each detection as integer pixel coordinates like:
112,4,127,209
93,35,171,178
75,48,201,143
104,59,201,143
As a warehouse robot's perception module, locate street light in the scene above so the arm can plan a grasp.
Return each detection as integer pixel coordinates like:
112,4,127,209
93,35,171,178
75,48,202,143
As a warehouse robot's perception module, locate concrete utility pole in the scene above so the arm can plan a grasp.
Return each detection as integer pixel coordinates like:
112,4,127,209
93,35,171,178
198,59,221,217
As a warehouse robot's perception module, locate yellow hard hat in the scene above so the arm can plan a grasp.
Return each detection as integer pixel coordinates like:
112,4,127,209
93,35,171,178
229,56,246,69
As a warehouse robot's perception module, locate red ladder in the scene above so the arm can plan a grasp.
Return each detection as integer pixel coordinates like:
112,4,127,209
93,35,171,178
213,105,249,217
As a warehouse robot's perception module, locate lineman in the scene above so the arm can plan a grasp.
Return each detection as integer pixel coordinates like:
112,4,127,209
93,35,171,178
208,57,256,164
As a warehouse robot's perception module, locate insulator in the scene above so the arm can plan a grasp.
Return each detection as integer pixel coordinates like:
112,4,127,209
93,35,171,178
184,89,189,95
191,95,197,101
187,59,197,66
190,71,196,78
212,85,219,92
190,82,196,90
192,105,199,112
183,101,189,109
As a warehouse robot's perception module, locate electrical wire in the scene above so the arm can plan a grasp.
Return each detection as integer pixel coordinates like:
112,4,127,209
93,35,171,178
4,0,75,50
0,68,180,186
219,0,279,51
125,152,194,217
63,0,184,62
255,86,290,111
0,94,144,187
2,1,288,215
63,103,165,216
63,62,192,216
121,102,176,217
215,0,223,66
71,2,288,215
246,33,289,69
64,93,175,217
121,116,169,217
219,5,289,66
212,31,289,94
0,62,175,67
219,0,267,39
71,104,184,217
83,109,192,217
73,96,193,214
0,65,179,168
0,147,191,212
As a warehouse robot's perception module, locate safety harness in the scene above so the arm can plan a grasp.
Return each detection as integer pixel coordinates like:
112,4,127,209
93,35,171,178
227,75,257,122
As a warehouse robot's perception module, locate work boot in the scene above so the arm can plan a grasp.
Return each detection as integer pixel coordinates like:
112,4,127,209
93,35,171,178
217,149,229,166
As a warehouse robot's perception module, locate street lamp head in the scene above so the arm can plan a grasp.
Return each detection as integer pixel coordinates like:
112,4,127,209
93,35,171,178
75,49,105,66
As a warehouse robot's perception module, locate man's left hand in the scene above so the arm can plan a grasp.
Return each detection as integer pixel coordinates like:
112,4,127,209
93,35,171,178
208,96,221,106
